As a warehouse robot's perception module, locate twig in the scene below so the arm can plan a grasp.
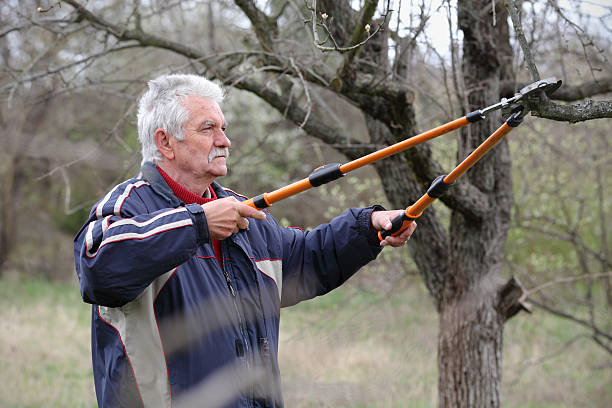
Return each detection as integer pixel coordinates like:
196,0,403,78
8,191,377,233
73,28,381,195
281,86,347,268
516,221,612,269
506,0,540,81
308,0,392,53
35,100,138,181
446,0,467,115
528,299,612,343
289,57,312,128
592,334,612,356
507,334,590,387
547,0,609,80
526,272,612,297
390,0,432,77
0,25,26,38
0,44,141,95
227,65,285,87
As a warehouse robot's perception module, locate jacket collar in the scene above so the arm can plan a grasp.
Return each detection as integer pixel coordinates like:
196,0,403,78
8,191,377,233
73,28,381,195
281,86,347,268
140,161,230,206
141,162,250,255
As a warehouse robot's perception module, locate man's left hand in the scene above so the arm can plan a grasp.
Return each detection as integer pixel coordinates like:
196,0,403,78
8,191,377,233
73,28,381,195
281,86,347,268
371,210,417,247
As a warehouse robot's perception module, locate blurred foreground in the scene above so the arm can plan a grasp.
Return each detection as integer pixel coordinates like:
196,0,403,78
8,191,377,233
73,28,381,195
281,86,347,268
1,267,610,408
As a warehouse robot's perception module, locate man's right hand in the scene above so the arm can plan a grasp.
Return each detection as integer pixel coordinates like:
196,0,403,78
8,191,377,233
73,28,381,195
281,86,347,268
202,197,267,239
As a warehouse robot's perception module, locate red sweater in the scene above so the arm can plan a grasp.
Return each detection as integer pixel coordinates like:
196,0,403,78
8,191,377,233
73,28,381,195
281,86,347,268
157,166,223,269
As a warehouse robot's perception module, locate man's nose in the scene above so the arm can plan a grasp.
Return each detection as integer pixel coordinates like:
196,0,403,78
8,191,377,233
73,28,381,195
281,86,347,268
214,129,231,147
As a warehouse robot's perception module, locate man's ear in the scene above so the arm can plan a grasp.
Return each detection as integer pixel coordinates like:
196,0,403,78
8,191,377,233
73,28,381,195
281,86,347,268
154,128,175,160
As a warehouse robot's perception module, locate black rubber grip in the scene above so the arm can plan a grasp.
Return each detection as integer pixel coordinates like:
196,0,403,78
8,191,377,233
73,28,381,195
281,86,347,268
426,175,454,198
506,111,524,127
309,163,344,187
379,213,416,240
252,194,269,209
466,110,486,123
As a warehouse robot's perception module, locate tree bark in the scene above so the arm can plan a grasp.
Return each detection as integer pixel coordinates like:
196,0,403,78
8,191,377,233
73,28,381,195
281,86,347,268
366,120,450,300
0,101,49,274
0,156,23,273
438,293,504,407
437,1,513,406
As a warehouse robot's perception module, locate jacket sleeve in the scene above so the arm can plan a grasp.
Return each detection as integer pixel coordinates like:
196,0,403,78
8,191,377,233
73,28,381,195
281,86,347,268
73,183,209,307
278,206,384,307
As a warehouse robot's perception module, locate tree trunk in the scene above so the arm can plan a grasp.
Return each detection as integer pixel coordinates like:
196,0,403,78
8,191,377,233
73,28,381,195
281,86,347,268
0,101,49,274
438,293,504,407
0,155,25,273
436,1,514,406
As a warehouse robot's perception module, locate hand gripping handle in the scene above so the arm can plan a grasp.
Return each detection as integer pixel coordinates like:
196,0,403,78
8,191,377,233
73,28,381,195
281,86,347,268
378,212,417,241
378,175,452,241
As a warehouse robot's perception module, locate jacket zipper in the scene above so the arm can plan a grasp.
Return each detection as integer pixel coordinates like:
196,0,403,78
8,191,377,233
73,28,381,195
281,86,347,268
221,261,248,356
221,243,254,404
221,239,262,406
222,268,236,297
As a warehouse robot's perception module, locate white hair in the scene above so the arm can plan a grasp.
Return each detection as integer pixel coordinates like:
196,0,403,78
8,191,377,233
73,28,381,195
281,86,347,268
137,74,225,164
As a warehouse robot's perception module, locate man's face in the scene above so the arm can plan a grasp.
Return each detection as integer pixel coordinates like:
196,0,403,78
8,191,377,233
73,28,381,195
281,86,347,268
173,95,231,182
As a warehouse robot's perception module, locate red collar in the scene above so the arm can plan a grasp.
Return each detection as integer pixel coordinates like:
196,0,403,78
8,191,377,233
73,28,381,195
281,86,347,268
156,166,217,204
157,166,224,269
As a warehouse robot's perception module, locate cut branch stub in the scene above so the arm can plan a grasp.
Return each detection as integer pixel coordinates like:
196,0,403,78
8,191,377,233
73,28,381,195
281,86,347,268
498,276,532,321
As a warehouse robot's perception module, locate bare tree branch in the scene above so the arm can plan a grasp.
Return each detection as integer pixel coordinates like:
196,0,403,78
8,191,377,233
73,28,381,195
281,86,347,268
233,77,367,158
288,57,312,128
526,272,612,297
546,0,609,80
61,0,203,59
506,334,592,386
333,0,392,87
308,0,392,55
506,0,540,81
505,0,612,123
500,77,612,101
0,44,140,94
592,334,612,356
516,220,612,269
233,0,279,52
529,299,612,345
532,99,612,123
0,25,28,38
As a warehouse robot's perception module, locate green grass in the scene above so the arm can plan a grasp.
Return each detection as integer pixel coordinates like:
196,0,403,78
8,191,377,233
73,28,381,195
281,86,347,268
0,275,96,408
1,272,610,407
280,268,611,408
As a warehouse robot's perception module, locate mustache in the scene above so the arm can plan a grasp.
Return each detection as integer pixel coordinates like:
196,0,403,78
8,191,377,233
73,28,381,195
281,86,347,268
208,147,230,163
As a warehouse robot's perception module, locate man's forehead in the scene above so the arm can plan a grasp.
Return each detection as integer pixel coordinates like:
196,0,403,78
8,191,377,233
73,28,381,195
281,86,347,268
182,95,225,120
181,94,220,109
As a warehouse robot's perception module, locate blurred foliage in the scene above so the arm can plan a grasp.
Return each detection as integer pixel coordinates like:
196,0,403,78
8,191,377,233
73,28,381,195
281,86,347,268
505,117,610,346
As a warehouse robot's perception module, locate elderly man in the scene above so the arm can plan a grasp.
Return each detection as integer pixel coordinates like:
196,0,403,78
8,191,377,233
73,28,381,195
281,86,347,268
74,74,416,408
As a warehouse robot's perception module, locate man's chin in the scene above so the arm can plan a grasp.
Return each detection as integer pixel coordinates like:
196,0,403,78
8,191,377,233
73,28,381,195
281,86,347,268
209,165,227,177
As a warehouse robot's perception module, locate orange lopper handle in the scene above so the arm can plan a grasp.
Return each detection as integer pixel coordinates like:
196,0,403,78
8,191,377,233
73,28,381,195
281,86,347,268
244,115,483,209
378,111,523,241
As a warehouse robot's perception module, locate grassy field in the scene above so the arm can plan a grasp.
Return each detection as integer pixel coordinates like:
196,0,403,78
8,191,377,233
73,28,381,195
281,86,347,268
1,270,610,407
0,275,96,407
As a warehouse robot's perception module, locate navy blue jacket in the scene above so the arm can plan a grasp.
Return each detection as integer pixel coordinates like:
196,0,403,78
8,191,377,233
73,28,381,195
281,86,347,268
74,162,383,407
